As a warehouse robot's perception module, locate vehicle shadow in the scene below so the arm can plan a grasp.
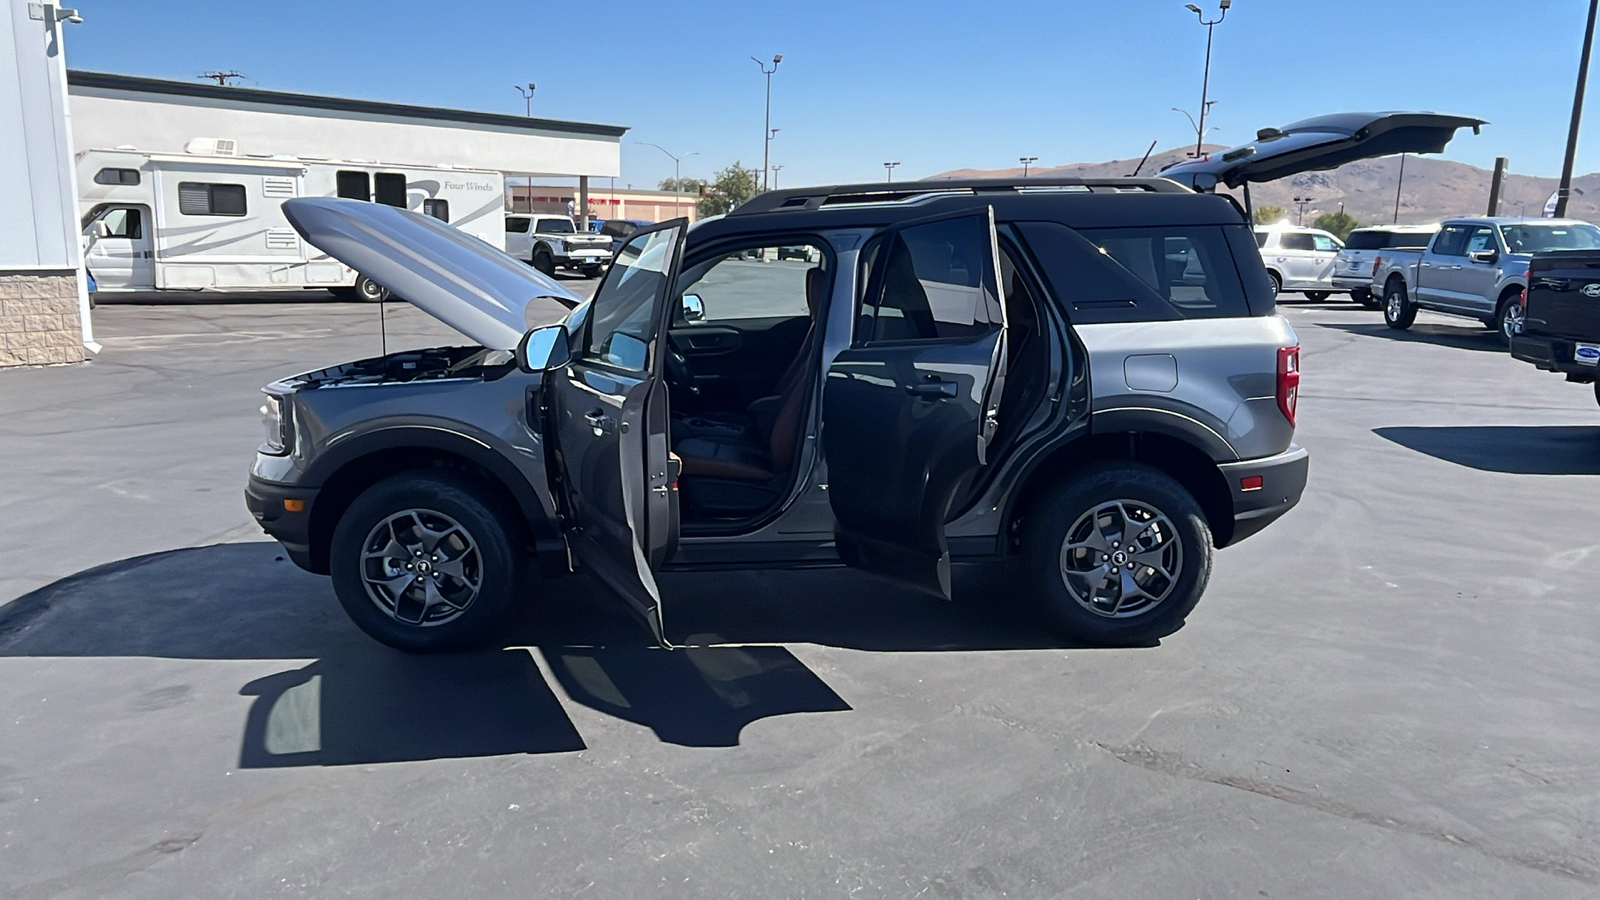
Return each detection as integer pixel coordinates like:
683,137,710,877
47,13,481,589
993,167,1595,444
1314,321,1506,353
1375,425,1600,475
0,543,1066,763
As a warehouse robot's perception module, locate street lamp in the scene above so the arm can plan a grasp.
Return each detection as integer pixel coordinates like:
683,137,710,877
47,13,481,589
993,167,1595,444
752,54,782,190
770,165,783,189
1171,103,1217,155
1020,156,1038,178
1184,0,1230,159
636,142,699,219
513,84,537,212
1293,195,1315,226
884,161,901,183
1556,0,1599,217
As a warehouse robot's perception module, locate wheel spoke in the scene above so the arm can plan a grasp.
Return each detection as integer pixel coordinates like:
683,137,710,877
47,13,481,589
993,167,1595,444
370,570,416,599
1059,497,1184,619
356,507,482,628
1129,547,1175,582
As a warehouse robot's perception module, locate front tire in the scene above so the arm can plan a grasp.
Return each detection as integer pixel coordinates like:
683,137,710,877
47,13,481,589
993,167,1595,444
353,275,387,303
1383,280,1417,330
1022,462,1213,646
330,472,526,652
1305,290,1330,302
1494,293,1524,346
1268,271,1283,298
531,247,555,277
581,265,603,279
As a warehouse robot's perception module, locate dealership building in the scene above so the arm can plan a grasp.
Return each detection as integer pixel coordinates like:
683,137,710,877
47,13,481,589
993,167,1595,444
2,13,627,368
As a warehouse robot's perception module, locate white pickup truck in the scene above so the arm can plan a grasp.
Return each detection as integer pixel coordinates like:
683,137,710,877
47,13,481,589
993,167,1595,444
503,214,614,278
1373,217,1600,342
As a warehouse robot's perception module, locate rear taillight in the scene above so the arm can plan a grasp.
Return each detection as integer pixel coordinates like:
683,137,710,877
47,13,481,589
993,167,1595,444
1372,255,1383,276
1277,345,1300,427
1521,265,1530,305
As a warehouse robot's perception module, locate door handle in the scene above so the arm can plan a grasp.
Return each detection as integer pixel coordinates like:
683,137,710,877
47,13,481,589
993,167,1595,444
1420,262,1432,268
906,378,959,399
583,409,614,429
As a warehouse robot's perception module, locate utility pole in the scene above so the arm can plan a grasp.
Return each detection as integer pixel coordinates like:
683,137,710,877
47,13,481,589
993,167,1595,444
636,142,698,219
1184,1,1231,159
752,54,782,191
514,84,536,213
770,165,783,189
198,71,245,85
1392,153,1406,224
1556,0,1599,217
1020,156,1038,178
884,161,900,183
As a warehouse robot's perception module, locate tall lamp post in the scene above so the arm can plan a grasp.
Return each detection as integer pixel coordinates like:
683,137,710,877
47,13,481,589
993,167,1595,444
1556,0,1599,217
513,83,536,212
884,161,901,183
1172,103,1217,154
770,165,783,189
1184,1,1231,160
636,142,698,219
752,54,782,190
1020,156,1038,178
1293,195,1315,226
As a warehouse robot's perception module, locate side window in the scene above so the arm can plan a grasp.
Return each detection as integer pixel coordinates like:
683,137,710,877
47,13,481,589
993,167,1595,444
1311,234,1340,253
857,215,1002,344
94,168,140,186
1432,225,1471,257
336,171,371,201
677,243,822,322
584,225,681,371
1254,231,1270,248
374,173,407,207
422,199,449,222
99,208,142,239
177,182,247,217
1465,226,1497,253
505,217,530,234
1074,225,1251,318
1279,232,1316,252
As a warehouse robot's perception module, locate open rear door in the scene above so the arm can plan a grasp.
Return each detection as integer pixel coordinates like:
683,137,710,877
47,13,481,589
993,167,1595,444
821,207,1008,598
545,220,687,644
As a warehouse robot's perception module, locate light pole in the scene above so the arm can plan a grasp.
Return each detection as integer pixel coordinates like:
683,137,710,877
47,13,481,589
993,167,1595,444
636,142,698,219
1020,156,1038,177
752,54,782,190
884,161,900,183
1171,103,1217,154
513,83,536,212
1556,0,1599,217
1392,152,1406,223
1293,196,1315,226
770,165,783,189
1184,0,1231,159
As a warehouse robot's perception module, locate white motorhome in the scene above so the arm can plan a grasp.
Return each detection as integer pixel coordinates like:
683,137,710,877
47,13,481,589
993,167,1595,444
77,143,506,299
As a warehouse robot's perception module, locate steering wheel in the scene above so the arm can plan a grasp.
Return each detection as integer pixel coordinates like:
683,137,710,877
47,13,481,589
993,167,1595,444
664,333,697,393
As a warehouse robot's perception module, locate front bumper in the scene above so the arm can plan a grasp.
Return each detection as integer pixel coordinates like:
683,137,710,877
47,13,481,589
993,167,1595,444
1511,334,1599,381
246,476,321,572
1217,444,1309,546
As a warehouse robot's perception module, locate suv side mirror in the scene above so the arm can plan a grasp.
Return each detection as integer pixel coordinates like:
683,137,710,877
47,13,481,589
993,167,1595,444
681,293,706,323
1468,249,1499,265
516,323,571,373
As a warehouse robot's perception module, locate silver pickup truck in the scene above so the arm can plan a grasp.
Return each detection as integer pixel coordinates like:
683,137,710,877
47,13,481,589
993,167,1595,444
1373,217,1600,342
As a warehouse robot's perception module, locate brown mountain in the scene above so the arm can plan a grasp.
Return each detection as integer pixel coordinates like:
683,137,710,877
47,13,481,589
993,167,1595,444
935,147,1600,225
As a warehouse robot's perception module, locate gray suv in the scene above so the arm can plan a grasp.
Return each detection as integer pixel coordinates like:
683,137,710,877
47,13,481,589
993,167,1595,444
247,179,1309,653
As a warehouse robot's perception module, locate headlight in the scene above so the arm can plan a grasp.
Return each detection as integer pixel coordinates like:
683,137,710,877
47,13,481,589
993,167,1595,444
260,391,293,455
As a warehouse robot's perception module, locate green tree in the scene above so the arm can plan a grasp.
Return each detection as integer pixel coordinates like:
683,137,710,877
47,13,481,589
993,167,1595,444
1253,204,1286,225
1313,210,1359,240
696,163,761,217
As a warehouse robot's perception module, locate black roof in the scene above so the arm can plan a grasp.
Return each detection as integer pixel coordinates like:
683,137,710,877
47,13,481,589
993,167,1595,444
730,176,1190,216
66,70,628,139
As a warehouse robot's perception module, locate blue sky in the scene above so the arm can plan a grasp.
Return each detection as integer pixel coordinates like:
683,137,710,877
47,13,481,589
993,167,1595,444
63,0,1600,188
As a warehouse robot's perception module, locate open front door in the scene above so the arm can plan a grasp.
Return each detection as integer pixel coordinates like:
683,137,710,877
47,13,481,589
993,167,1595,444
545,220,688,644
822,207,1008,599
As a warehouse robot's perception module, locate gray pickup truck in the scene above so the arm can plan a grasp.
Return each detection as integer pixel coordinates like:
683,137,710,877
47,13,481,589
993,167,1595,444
1373,217,1600,341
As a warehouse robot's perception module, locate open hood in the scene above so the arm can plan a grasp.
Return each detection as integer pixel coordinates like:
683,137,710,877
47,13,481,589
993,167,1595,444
282,197,581,350
1160,111,1486,190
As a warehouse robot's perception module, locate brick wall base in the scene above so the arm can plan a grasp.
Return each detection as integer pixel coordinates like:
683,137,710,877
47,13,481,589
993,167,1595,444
0,272,86,367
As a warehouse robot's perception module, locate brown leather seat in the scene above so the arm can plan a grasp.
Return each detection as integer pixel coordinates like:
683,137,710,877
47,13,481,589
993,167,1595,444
674,266,826,482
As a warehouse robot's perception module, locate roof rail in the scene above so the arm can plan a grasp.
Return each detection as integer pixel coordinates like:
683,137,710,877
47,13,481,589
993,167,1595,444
728,176,1191,216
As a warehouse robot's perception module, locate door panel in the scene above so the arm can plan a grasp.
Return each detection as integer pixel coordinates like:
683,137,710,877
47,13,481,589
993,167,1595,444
823,207,1008,598
546,220,687,644
1457,226,1502,313
86,206,154,290
1418,225,1470,307
668,315,809,411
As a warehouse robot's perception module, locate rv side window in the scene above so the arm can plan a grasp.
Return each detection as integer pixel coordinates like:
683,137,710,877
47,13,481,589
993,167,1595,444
423,199,450,222
374,173,407,207
94,168,140,186
100,208,142,239
336,171,371,202
177,182,247,217
505,217,530,234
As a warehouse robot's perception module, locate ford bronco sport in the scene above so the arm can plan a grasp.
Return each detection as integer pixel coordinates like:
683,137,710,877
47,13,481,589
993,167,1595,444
248,177,1310,652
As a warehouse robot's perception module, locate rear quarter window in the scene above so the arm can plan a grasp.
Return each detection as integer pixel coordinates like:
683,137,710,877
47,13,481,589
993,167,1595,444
1344,231,1387,251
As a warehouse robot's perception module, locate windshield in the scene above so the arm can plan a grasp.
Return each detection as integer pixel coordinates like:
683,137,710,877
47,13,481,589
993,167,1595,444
537,218,577,234
601,220,638,238
1500,223,1600,253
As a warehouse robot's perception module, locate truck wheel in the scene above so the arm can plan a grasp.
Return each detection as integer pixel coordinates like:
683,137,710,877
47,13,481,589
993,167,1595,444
531,247,555,276
1268,271,1282,298
354,275,387,303
1305,291,1330,302
329,472,526,653
1383,281,1417,330
1022,462,1213,647
1351,287,1378,309
1493,293,1524,345
581,265,603,279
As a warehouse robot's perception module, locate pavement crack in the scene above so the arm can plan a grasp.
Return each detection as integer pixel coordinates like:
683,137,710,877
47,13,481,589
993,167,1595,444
1094,741,1598,885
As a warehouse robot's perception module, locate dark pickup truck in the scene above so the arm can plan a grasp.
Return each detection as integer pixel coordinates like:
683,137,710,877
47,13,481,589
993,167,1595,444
1510,251,1600,407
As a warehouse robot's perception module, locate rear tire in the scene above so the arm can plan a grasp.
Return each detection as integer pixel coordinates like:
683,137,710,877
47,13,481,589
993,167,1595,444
1268,271,1283,298
1305,291,1330,302
532,247,555,276
1353,287,1381,310
1383,280,1417,330
581,265,603,279
329,472,527,653
354,275,387,303
1022,462,1213,647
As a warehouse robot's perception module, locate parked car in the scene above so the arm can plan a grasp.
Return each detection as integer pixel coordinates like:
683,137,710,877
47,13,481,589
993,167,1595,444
1510,249,1600,406
1333,225,1437,308
249,179,1309,654
1373,217,1600,341
1254,225,1344,300
504,213,613,278
598,218,653,254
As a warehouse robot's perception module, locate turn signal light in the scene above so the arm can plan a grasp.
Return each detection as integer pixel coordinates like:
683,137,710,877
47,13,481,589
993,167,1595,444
283,499,306,512
1277,345,1300,427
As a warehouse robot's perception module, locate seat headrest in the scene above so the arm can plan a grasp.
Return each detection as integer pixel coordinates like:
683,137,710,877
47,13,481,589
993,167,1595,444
804,267,827,317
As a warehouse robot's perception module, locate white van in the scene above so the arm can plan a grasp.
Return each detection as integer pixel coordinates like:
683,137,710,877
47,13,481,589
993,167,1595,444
1254,224,1344,300
78,145,506,299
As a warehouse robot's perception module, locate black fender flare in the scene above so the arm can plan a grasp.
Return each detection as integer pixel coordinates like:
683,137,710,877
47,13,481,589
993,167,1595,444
1090,405,1239,462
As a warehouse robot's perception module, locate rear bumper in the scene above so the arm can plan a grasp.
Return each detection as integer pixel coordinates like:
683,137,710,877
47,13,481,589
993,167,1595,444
1511,335,1600,380
1217,444,1309,547
1331,275,1372,293
245,476,321,572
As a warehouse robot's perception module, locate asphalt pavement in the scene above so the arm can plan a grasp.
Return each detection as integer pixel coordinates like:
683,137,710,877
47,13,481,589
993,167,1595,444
2,294,1598,898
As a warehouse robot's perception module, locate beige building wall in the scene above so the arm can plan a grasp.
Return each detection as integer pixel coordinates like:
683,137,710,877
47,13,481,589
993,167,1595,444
0,272,85,366
508,185,698,223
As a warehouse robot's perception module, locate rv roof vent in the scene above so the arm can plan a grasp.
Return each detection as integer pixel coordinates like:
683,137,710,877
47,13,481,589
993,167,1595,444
184,137,238,156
